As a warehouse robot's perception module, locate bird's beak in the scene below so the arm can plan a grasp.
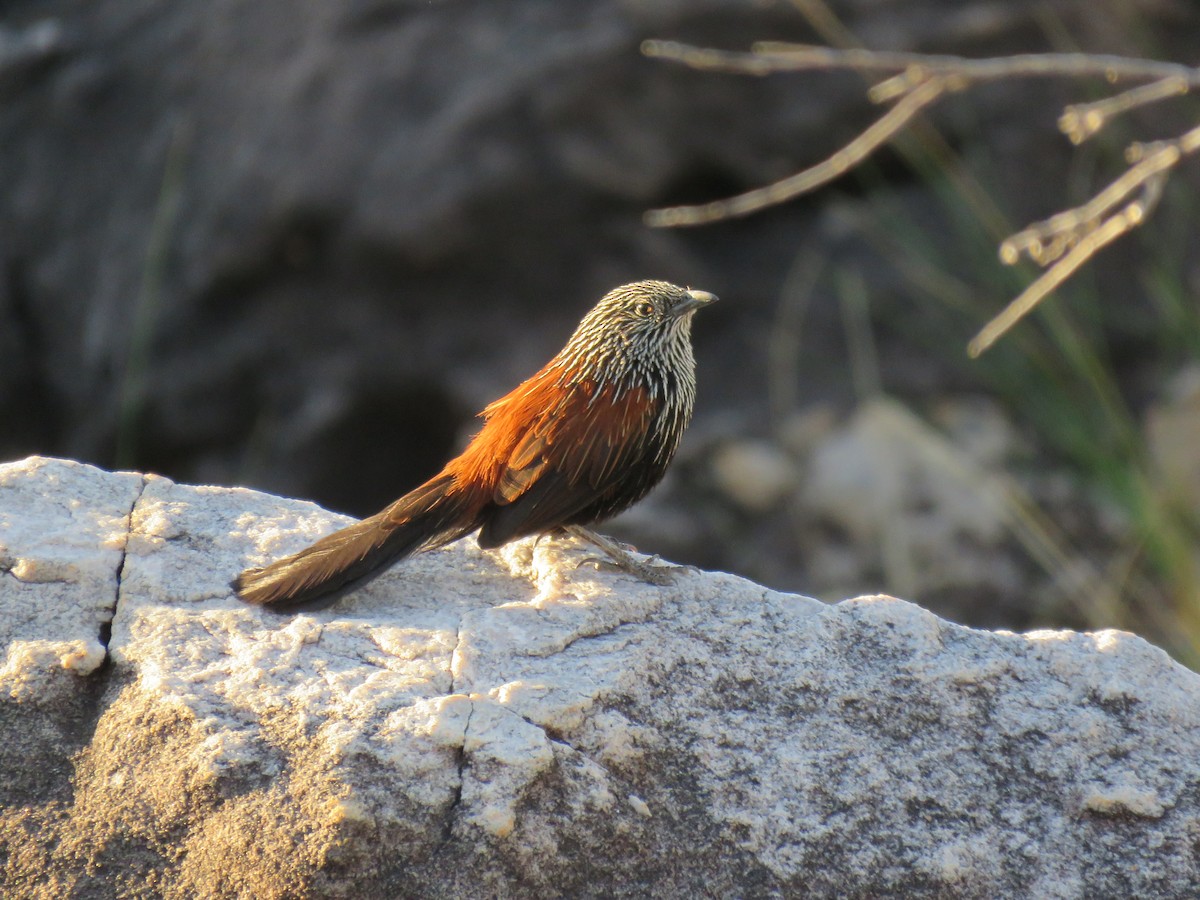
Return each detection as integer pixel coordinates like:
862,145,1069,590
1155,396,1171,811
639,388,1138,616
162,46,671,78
672,289,718,317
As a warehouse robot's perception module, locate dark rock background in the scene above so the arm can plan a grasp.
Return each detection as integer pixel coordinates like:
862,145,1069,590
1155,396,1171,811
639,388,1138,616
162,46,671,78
3,0,1198,630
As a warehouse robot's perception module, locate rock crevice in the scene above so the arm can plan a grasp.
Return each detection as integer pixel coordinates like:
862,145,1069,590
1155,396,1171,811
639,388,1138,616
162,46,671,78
107,473,148,647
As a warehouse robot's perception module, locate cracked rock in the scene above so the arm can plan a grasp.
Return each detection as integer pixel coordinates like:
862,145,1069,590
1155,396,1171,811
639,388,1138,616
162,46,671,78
2,455,1200,898
0,456,144,702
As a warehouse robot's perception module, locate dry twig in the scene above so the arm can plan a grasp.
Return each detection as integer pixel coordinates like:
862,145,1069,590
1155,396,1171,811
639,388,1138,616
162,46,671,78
645,75,954,227
642,40,1199,354
972,124,1200,356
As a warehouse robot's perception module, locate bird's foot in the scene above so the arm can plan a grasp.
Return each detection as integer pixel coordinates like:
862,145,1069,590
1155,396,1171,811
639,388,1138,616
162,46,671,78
577,554,676,586
565,525,675,586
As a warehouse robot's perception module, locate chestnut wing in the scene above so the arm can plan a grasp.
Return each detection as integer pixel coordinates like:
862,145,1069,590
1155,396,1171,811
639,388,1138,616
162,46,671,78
476,381,657,548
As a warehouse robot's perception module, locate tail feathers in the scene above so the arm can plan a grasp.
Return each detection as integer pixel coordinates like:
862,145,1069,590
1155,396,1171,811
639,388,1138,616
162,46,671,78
234,475,476,612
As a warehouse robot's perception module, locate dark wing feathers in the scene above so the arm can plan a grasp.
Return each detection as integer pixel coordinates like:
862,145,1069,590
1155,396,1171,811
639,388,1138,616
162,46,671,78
495,428,551,504
235,473,475,610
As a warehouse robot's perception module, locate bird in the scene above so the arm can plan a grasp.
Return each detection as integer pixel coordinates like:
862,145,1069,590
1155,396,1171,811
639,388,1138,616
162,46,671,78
234,280,716,612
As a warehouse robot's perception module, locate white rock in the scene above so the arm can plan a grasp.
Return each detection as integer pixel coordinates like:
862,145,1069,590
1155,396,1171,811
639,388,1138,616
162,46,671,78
709,439,798,512
3,455,1200,898
802,397,1029,599
805,397,1010,545
0,456,145,701
930,394,1021,467
777,404,837,457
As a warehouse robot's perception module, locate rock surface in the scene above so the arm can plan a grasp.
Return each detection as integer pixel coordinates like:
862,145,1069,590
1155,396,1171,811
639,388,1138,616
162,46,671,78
3,455,1200,898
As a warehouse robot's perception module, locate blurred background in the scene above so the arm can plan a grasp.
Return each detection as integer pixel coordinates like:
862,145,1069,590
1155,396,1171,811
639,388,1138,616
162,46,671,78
3,0,1199,662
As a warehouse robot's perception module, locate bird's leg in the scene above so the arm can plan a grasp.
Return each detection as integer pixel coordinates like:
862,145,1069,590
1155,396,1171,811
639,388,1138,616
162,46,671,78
564,525,675,586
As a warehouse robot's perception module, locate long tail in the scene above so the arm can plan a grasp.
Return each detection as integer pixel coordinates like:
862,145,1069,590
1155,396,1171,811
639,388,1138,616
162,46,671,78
233,474,479,612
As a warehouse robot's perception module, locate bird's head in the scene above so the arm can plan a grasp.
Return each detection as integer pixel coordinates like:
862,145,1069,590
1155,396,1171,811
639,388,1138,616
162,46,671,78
562,280,717,375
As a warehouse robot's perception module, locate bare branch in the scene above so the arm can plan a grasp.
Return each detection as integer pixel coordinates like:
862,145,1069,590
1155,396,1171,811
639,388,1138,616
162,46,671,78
644,41,1199,229
642,39,1200,89
643,37,1200,354
968,210,1136,359
1000,142,1177,267
640,40,789,76
645,76,952,227
1059,76,1190,144
970,123,1200,355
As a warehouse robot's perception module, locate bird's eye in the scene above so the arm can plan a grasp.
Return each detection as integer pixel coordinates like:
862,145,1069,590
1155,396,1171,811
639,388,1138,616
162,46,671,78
635,301,655,317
